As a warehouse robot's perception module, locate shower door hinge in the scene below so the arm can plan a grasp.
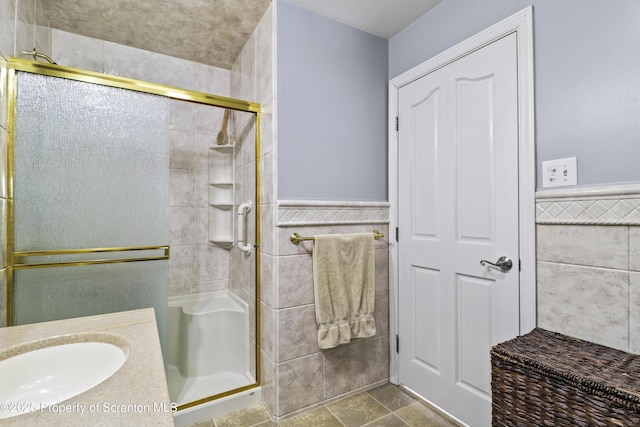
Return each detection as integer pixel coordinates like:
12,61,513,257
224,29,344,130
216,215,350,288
396,334,400,353
395,227,399,242
395,116,399,131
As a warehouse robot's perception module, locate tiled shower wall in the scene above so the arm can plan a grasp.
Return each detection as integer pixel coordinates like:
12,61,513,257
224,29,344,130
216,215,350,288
228,1,276,381
0,0,51,62
536,185,640,354
0,59,6,326
0,0,52,326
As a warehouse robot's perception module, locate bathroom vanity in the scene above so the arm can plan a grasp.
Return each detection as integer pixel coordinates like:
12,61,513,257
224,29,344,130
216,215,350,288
0,309,174,426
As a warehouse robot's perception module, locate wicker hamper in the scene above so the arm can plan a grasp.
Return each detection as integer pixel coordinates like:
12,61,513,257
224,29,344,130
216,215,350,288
490,328,640,426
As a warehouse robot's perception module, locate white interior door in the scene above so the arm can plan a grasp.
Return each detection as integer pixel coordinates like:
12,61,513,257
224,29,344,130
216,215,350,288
397,33,520,426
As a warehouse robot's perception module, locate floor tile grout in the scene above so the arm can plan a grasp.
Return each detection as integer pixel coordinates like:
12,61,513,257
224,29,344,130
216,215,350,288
191,383,458,427
323,403,347,427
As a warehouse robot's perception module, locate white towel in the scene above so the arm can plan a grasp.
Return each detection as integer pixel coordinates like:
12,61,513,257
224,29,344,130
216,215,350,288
312,233,376,349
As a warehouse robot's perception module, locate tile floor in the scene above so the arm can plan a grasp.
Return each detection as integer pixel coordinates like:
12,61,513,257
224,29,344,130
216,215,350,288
188,383,459,427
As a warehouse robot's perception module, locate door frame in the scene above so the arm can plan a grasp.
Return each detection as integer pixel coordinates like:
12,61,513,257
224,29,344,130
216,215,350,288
388,6,536,383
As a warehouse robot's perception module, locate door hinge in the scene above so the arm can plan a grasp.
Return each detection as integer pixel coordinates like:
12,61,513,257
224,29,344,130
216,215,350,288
395,116,399,131
395,227,399,242
519,259,522,272
396,334,400,353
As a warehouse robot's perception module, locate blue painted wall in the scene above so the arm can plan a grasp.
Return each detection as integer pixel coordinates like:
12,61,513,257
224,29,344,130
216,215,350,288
277,0,389,201
390,0,640,189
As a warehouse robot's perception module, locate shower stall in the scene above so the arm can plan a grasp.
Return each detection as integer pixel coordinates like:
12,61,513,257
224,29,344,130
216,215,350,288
4,58,261,416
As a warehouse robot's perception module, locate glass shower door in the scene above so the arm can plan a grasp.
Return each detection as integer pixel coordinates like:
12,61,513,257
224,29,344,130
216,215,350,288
11,71,170,350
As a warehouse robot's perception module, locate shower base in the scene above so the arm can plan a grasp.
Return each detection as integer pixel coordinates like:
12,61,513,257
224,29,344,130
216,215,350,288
167,289,252,405
167,368,254,406
172,386,262,427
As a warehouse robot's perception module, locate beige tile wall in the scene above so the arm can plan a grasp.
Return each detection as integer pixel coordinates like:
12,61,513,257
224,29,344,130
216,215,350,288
0,62,6,327
229,1,275,397
536,187,640,354
0,0,52,61
0,0,48,327
0,2,15,59
227,3,393,417
260,220,390,420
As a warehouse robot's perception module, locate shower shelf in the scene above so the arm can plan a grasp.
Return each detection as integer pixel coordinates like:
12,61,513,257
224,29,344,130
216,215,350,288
208,239,233,248
209,204,234,246
210,203,233,209
209,144,234,152
209,183,233,207
208,138,235,248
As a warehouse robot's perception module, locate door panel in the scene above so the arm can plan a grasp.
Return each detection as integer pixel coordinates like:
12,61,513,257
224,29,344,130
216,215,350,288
413,267,441,372
412,89,440,239
457,77,494,243
398,33,519,426
457,274,494,395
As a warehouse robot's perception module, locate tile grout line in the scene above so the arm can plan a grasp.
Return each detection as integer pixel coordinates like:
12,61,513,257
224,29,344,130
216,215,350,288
363,391,409,427
202,385,451,427
362,412,408,427
364,390,392,412
323,403,348,427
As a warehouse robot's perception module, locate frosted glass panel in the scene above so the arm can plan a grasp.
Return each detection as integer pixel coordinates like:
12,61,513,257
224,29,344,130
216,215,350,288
14,262,168,325
12,72,169,352
14,73,169,249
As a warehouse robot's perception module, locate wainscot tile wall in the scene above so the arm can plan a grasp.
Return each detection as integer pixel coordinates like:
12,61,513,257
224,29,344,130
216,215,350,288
536,184,640,354
260,200,391,420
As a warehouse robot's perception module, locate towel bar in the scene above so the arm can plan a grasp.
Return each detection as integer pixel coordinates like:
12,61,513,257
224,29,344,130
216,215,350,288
289,230,384,244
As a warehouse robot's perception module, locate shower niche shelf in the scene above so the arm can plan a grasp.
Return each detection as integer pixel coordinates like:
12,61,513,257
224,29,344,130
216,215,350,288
209,183,233,206
208,144,235,247
208,207,234,248
209,144,234,152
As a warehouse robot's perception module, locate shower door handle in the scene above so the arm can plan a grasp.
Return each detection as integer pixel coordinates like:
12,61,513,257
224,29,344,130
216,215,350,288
237,201,252,254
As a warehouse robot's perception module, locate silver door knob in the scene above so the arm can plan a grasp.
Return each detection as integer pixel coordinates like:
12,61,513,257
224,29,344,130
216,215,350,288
480,256,513,272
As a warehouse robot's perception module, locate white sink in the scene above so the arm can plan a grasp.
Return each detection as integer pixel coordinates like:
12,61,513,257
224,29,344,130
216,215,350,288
0,341,127,419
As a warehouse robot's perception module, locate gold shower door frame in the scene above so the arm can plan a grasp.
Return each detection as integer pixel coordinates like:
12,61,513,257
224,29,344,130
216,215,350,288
4,57,262,411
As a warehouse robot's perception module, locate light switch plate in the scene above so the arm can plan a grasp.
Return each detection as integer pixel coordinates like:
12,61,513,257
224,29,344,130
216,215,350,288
542,157,577,187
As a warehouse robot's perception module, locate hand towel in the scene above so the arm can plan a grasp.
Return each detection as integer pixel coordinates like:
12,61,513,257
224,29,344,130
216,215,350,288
313,233,376,349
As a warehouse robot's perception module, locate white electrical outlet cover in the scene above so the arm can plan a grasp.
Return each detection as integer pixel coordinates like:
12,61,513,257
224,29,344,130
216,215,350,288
542,157,577,188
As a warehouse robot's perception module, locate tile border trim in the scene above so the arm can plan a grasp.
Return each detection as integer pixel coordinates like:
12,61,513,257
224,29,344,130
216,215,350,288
536,184,640,225
277,200,390,227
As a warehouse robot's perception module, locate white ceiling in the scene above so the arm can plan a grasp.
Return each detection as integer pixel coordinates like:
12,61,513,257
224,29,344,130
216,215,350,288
288,0,443,39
